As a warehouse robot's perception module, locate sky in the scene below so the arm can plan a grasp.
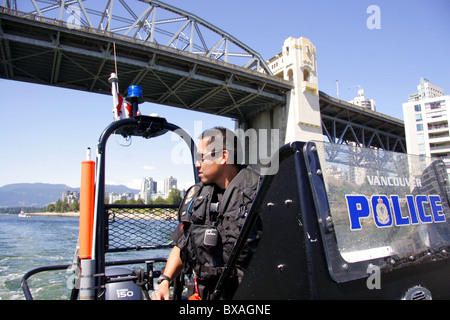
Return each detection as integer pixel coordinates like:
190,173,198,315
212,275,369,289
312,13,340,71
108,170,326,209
1,0,449,192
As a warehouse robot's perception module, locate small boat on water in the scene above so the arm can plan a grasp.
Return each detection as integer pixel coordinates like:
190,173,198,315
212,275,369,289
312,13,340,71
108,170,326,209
18,211,27,218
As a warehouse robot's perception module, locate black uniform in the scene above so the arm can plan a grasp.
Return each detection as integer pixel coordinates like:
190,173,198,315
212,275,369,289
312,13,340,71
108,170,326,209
171,166,261,299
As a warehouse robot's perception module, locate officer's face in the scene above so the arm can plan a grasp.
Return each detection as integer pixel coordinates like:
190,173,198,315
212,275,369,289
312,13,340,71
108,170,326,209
195,138,226,185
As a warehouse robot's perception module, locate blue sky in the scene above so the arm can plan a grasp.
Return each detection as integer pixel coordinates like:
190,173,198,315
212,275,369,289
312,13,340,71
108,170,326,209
1,0,449,191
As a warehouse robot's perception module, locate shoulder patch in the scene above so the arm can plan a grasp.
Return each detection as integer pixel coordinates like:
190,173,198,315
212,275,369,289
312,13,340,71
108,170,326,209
184,185,199,204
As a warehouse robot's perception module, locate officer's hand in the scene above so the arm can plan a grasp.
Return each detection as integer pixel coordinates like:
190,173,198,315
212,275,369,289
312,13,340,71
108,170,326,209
151,281,170,300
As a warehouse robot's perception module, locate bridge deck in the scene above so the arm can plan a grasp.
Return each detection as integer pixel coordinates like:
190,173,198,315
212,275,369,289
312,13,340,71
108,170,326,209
0,8,292,121
320,91,405,152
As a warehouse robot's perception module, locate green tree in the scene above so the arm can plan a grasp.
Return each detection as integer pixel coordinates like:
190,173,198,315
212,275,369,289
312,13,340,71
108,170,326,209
153,196,166,204
166,188,182,205
55,199,62,212
47,203,55,212
70,198,79,212
61,201,69,213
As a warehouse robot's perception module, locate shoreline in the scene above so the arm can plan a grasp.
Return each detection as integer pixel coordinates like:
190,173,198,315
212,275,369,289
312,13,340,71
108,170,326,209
21,211,176,220
24,212,80,217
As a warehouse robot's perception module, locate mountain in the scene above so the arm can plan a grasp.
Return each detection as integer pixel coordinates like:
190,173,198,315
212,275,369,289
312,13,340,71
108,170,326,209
0,183,139,208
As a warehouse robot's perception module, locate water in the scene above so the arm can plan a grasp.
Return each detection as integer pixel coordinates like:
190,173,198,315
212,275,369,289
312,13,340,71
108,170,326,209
0,214,170,300
0,214,79,300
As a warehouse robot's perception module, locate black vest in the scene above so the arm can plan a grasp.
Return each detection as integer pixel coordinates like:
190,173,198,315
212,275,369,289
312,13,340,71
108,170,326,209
172,166,261,281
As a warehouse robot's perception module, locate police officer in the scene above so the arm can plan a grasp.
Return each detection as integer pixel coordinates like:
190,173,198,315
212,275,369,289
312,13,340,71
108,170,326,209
152,127,260,300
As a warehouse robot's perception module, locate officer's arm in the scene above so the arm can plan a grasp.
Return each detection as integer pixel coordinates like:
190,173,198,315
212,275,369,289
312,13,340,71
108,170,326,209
151,246,183,300
162,245,183,281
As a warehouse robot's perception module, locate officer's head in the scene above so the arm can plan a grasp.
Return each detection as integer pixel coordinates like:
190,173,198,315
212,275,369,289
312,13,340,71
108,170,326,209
195,127,243,187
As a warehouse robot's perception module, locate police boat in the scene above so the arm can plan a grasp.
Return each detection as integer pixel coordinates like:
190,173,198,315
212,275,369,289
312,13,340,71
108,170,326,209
21,84,450,300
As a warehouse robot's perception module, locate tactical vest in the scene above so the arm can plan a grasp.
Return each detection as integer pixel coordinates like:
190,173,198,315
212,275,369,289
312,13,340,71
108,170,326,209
172,167,261,285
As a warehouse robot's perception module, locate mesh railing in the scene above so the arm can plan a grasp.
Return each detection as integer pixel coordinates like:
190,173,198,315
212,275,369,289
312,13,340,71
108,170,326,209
105,204,179,252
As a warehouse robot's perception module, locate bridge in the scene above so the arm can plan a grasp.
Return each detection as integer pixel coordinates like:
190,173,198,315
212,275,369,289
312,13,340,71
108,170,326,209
0,0,405,153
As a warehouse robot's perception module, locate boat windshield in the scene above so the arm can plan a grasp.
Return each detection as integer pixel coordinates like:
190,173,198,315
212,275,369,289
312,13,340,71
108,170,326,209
308,141,450,282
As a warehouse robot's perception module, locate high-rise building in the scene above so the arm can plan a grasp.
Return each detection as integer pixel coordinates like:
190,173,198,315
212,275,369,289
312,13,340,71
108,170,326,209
348,88,376,111
140,177,157,204
62,190,79,204
164,176,177,196
407,77,444,102
402,78,450,173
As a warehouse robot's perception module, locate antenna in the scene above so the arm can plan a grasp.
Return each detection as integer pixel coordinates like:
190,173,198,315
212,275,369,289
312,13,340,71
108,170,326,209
336,80,339,99
113,42,118,76
348,85,364,97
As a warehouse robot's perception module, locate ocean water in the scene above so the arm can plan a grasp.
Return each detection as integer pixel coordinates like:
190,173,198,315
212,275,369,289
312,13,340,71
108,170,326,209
0,214,172,300
0,214,79,300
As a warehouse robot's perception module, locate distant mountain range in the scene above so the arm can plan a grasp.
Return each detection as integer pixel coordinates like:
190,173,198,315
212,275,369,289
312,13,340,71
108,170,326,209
0,183,139,208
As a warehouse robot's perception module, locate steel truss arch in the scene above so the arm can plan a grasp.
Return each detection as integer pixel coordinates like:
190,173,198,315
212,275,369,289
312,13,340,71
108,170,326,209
1,0,272,74
319,91,406,153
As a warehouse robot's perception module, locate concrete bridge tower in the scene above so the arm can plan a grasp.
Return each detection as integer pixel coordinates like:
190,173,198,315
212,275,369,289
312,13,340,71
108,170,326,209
277,36,322,143
237,36,322,170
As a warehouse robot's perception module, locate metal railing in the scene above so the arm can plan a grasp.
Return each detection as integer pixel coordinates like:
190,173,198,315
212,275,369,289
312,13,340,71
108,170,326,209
105,203,179,252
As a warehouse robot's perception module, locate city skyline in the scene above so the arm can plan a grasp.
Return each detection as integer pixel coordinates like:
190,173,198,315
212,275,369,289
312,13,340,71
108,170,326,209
109,175,184,204
59,174,183,205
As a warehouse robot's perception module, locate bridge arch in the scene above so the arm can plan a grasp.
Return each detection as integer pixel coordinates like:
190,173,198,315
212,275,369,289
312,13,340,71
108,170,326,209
0,0,292,122
1,0,271,75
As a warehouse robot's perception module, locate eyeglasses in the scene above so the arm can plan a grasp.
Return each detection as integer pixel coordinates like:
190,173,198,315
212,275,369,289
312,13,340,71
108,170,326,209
194,150,224,164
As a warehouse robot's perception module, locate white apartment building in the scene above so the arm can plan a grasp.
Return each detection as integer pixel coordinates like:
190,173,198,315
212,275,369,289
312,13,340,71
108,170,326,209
109,192,135,203
407,77,444,102
403,78,450,172
348,88,376,111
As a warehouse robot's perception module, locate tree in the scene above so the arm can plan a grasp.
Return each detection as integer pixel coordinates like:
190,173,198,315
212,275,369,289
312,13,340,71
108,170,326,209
166,188,182,205
70,198,79,212
62,201,69,212
55,199,62,212
153,196,166,204
113,199,128,204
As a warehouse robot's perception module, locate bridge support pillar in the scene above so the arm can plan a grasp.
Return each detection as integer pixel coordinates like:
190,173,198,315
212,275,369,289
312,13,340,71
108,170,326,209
237,37,323,169
281,37,322,144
